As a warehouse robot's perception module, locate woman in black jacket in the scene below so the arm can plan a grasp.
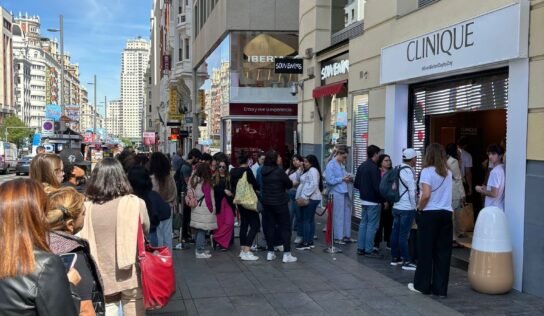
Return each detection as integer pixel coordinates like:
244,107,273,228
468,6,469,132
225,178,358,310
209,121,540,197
46,186,106,316
261,150,296,263
230,153,260,261
0,179,79,316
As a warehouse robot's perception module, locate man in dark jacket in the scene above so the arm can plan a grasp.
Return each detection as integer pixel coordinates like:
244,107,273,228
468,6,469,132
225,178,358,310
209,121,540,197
260,150,297,263
174,148,201,242
354,145,383,258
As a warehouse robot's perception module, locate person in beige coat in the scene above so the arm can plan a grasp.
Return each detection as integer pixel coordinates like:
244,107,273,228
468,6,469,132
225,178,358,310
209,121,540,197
446,144,466,247
81,158,150,316
189,163,217,259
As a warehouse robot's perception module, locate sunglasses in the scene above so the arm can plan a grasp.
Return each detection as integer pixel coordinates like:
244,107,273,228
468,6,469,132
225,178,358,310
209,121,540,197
218,166,227,170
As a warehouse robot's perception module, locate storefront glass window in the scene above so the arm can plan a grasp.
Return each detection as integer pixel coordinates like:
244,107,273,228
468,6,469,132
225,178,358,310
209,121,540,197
230,31,299,104
323,93,349,167
195,34,231,154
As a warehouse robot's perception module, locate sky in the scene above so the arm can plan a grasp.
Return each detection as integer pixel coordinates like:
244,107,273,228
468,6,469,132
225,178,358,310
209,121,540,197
1,0,151,114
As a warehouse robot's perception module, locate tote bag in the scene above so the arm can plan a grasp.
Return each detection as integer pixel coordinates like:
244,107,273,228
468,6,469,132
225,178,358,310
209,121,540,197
233,171,258,211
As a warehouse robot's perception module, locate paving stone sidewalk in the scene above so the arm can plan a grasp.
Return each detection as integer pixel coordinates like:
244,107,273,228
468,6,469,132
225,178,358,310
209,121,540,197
149,220,544,316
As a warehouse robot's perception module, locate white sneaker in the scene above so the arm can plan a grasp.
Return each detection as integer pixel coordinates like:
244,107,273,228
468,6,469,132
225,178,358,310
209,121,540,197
274,245,284,252
196,252,212,259
407,283,421,294
239,251,243,258
240,251,259,261
267,252,276,261
294,236,302,244
282,253,298,263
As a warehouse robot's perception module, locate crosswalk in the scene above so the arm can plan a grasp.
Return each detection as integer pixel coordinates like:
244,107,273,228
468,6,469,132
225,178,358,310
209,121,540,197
0,173,28,185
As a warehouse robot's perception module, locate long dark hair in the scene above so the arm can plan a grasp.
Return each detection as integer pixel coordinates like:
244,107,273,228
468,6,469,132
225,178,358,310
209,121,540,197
377,154,391,171
0,179,50,277
149,152,171,189
191,162,212,188
303,155,323,192
127,166,153,213
85,158,132,204
287,154,303,175
445,143,458,160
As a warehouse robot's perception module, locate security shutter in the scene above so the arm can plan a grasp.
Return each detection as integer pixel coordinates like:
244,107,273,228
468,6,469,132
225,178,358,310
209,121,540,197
408,68,508,173
352,94,369,219
418,0,440,8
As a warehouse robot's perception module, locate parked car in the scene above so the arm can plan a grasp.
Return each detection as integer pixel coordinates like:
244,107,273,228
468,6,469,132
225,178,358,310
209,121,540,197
15,155,33,176
0,141,18,174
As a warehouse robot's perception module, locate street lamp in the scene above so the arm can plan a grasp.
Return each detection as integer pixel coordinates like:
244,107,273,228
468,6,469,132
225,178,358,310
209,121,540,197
87,75,97,144
47,15,64,115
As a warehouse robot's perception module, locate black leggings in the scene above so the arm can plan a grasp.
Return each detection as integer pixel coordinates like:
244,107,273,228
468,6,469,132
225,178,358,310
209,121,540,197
182,201,192,239
239,206,260,247
262,203,292,252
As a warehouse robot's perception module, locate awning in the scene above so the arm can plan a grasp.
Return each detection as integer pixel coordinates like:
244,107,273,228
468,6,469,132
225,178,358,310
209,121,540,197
312,80,347,99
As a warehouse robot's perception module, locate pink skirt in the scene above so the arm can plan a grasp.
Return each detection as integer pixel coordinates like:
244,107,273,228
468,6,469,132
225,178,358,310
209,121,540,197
214,198,234,249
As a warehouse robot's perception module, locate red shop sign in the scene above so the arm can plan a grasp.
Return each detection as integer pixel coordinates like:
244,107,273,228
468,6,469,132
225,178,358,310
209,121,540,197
229,103,298,117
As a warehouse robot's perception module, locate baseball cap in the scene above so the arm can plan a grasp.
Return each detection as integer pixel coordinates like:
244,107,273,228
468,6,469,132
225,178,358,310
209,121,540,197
60,149,91,168
402,148,419,160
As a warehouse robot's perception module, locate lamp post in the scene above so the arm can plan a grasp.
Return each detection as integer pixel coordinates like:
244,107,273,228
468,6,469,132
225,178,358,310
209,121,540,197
87,75,96,144
47,15,64,115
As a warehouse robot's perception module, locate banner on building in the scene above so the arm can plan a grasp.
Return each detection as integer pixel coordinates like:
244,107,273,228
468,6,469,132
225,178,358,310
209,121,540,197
168,87,182,120
45,104,62,121
65,104,81,122
143,132,156,145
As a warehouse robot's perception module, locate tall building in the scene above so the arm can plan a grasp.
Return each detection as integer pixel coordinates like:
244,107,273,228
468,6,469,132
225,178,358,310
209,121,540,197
120,37,150,142
0,7,14,123
106,99,121,137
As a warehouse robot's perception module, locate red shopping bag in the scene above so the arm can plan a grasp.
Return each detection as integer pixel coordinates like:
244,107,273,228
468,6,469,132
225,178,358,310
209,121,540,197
324,198,333,246
137,219,176,310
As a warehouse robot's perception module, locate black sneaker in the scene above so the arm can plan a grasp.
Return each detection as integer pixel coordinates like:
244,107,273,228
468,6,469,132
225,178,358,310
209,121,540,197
390,257,404,266
402,262,417,271
357,249,366,255
364,250,384,259
296,243,312,250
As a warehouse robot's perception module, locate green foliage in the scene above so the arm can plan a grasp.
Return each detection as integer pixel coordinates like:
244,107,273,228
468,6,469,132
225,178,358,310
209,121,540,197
0,116,31,147
120,137,133,146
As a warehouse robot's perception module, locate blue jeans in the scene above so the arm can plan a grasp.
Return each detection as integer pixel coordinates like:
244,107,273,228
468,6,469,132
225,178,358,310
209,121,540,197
357,204,382,252
147,230,158,247
288,189,302,237
195,229,206,252
301,199,320,244
390,208,416,262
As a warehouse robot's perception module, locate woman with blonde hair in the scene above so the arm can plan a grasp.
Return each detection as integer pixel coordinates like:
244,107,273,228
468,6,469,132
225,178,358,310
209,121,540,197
30,153,64,188
46,186,105,316
0,179,78,315
80,158,150,316
408,143,453,298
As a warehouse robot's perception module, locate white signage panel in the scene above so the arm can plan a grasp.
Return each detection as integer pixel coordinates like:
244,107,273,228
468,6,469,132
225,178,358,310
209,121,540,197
380,4,525,84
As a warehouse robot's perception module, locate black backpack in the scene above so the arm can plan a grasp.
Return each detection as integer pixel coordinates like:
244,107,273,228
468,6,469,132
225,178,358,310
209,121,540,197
379,165,410,203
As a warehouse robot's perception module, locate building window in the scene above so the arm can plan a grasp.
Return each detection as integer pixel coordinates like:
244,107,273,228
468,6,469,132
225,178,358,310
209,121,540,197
185,38,190,60
148,104,152,112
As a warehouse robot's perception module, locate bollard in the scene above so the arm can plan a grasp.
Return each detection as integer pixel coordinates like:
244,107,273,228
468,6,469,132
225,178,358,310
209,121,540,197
468,206,514,294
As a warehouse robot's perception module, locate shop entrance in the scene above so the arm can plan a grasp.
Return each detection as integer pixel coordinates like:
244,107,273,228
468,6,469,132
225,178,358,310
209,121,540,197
409,69,509,266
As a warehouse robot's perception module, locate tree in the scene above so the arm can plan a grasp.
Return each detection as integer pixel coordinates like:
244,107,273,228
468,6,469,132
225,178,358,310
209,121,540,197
0,116,31,147
120,137,134,147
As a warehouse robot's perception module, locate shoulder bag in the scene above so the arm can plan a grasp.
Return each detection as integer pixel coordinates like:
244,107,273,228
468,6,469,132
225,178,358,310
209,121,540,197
137,218,176,310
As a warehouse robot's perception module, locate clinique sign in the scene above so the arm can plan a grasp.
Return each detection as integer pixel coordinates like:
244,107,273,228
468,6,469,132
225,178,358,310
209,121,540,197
406,22,474,62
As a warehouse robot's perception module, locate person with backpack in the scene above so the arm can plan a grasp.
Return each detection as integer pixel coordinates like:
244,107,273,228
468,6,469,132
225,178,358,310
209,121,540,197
354,145,383,258
388,148,418,271
230,154,260,261
174,148,202,243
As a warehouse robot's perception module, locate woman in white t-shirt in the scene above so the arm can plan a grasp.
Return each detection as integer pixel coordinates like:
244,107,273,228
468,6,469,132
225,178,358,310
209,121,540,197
476,144,505,211
408,143,453,298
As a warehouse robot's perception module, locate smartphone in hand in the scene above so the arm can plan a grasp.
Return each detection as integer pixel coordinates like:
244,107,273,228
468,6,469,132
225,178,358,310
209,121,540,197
60,253,78,272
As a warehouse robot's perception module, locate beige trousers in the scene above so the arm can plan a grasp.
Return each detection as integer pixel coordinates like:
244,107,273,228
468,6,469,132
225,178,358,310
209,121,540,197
105,288,144,316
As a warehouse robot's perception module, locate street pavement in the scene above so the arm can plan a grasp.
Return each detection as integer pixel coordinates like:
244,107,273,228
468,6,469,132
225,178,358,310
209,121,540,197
149,219,544,316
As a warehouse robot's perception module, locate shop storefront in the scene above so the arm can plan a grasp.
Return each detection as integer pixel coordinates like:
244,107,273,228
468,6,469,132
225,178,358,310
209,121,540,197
195,31,299,163
380,3,529,290
313,51,350,169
